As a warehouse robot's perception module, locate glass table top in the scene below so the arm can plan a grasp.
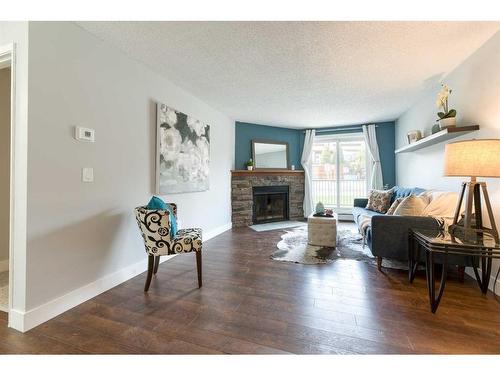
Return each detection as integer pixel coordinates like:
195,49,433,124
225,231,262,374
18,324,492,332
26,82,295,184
413,228,500,249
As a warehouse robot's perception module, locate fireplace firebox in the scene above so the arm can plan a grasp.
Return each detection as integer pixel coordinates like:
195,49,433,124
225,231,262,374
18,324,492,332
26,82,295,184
252,185,289,224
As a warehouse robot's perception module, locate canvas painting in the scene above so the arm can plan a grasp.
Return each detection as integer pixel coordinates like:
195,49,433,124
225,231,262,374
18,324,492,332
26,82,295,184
157,103,210,194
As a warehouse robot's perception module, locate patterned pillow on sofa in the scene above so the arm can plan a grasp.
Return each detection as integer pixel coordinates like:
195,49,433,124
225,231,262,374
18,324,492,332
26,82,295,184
366,189,393,213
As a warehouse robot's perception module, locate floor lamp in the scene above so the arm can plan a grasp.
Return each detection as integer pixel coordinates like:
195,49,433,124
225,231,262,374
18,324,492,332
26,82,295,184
444,139,500,243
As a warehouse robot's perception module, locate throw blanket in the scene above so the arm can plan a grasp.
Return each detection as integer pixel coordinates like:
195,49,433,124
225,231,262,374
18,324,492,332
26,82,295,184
358,214,372,247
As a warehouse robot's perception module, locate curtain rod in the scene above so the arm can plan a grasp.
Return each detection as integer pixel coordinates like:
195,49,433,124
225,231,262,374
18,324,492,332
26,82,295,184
302,124,379,133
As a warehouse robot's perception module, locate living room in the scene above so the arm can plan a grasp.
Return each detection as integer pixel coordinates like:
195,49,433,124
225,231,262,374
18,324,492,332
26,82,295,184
1,0,500,370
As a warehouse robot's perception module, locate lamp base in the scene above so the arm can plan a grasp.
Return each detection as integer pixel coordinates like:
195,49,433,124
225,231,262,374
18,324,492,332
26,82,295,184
451,179,499,243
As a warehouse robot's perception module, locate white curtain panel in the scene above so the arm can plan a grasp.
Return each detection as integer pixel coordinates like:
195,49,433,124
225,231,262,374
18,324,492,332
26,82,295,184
362,124,384,190
301,129,316,217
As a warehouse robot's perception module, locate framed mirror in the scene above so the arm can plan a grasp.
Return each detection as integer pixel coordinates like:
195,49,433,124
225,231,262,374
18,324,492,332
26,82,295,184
251,139,289,169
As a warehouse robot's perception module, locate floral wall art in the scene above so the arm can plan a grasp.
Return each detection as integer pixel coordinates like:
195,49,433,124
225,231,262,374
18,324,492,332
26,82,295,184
156,103,210,194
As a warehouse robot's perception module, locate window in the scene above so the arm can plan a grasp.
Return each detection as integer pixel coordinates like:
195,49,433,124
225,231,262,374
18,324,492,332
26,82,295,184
312,134,369,212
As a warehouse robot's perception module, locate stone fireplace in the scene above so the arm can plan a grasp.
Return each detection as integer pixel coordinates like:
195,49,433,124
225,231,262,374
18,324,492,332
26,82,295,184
231,170,304,227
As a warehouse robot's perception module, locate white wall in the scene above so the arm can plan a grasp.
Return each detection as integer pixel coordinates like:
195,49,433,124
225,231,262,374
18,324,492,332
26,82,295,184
396,30,500,294
23,22,234,313
0,68,10,264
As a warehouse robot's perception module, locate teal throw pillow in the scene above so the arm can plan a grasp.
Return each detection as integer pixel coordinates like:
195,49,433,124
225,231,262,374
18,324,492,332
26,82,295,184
146,196,177,238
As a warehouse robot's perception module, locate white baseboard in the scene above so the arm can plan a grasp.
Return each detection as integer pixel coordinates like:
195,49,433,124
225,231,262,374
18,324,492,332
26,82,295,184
465,267,500,297
204,222,232,241
10,256,168,332
0,259,8,273
8,221,232,333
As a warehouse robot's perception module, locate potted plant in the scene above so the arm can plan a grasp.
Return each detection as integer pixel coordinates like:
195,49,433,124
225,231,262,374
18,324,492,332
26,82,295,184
436,83,457,129
246,158,254,171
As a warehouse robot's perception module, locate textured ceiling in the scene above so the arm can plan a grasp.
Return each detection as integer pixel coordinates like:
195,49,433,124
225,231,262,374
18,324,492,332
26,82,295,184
78,21,499,128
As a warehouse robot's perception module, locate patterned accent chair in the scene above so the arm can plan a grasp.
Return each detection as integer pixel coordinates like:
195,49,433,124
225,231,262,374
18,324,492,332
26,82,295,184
134,204,203,292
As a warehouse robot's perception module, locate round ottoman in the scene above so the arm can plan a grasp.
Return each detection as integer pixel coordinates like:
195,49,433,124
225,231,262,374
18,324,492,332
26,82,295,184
307,213,338,247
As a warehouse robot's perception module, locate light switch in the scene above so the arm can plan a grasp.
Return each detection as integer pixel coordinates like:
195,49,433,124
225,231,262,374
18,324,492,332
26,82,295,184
82,167,94,183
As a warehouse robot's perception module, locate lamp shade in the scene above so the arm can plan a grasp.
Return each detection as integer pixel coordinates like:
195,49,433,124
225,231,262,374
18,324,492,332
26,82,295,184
444,139,500,177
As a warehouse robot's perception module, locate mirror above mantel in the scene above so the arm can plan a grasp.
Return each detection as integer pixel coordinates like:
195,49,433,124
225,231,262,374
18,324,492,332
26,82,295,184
251,139,289,169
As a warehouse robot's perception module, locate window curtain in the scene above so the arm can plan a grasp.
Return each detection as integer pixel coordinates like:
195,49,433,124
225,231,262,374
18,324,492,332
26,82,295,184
301,129,316,217
362,124,383,190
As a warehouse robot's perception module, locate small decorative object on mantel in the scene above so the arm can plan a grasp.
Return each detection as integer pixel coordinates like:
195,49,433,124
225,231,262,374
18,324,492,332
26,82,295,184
245,158,254,171
407,130,422,144
291,164,295,170
436,83,457,129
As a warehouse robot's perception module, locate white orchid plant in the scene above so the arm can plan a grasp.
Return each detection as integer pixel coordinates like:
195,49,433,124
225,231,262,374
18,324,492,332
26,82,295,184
436,84,456,120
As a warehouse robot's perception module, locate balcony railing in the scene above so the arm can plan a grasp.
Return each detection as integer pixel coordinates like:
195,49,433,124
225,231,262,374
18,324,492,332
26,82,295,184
312,179,367,208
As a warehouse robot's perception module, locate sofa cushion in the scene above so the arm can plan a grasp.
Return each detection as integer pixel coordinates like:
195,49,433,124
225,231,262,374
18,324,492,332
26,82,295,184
366,189,393,213
392,194,429,216
390,186,426,204
420,190,460,219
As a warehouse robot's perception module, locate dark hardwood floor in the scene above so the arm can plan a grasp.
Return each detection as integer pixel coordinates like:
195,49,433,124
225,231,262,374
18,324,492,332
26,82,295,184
1,223,500,354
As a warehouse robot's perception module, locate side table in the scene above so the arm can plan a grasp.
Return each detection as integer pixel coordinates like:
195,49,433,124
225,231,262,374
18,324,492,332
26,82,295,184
408,228,500,313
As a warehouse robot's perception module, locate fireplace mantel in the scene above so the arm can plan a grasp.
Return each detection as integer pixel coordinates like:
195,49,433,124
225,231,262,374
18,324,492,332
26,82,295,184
231,169,304,176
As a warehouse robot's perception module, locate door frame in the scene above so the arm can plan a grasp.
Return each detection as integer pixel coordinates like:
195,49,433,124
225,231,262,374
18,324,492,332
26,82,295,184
0,43,16,320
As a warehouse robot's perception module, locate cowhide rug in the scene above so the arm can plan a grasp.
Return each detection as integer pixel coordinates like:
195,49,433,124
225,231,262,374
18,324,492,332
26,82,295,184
271,225,408,270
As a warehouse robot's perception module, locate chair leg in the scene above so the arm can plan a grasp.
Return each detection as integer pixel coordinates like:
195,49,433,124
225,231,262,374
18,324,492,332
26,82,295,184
377,256,382,271
458,265,465,283
196,251,202,288
153,256,160,275
144,255,154,292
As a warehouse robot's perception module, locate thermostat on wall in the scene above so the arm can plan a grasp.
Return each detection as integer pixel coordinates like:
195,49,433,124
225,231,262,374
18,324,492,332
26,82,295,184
74,126,95,142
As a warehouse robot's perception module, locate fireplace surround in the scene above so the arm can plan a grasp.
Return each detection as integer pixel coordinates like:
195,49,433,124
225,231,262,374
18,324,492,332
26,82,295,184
231,170,304,227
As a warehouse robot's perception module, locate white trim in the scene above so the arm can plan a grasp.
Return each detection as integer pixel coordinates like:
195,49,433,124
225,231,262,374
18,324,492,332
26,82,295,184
204,221,232,241
0,259,8,273
8,221,232,332
0,43,17,329
9,256,170,332
7,308,23,330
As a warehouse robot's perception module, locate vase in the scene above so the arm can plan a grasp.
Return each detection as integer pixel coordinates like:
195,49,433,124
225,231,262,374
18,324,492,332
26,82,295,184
247,166,253,171
439,117,456,129
431,123,441,134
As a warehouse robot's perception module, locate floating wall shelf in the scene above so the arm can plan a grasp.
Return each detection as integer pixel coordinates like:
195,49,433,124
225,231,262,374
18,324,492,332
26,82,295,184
394,125,480,154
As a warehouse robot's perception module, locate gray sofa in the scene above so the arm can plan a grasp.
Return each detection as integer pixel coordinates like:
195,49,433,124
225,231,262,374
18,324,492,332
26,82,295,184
352,186,472,272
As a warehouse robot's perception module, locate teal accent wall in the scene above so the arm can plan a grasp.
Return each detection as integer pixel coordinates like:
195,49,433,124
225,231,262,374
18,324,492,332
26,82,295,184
235,122,304,170
234,121,395,187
